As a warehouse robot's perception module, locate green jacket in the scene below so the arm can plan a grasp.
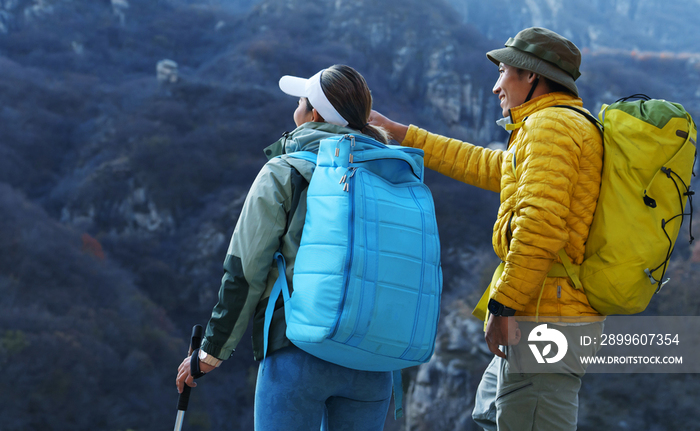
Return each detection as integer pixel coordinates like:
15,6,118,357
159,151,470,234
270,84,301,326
201,122,359,361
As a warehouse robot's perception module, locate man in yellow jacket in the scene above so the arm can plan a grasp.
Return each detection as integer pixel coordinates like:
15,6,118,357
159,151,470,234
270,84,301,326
372,27,604,430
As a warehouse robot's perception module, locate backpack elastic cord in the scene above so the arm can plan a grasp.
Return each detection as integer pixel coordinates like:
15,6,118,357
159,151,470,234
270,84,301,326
688,190,695,244
679,174,695,245
648,168,695,290
614,93,651,103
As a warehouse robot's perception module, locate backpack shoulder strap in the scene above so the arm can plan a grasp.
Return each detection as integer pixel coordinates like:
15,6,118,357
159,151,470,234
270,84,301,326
552,105,603,134
283,151,317,183
392,370,404,419
263,252,292,362
285,151,318,164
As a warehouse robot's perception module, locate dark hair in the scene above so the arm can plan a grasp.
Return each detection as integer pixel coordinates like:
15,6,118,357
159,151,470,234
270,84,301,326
515,67,574,96
543,77,574,96
319,65,389,145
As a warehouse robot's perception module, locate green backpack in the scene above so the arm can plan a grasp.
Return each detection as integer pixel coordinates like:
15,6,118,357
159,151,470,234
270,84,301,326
554,95,697,315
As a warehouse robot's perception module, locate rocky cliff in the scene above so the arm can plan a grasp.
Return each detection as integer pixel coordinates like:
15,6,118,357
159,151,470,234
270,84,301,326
447,0,700,53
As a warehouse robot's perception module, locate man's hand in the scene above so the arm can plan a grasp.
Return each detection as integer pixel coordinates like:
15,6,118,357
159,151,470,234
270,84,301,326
484,314,521,359
176,355,216,393
369,110,409,143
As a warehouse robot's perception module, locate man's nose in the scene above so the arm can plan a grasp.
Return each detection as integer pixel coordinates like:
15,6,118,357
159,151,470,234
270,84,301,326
492,79,501,94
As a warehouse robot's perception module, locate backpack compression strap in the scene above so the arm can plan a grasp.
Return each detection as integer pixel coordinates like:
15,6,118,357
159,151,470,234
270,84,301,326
548,249,583,291
262,252,292,362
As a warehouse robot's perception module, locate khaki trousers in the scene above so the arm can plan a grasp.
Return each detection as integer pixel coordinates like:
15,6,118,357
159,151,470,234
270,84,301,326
472,320,604,431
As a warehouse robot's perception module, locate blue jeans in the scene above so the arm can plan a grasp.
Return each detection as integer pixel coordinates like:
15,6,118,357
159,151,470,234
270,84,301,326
254,345,392,431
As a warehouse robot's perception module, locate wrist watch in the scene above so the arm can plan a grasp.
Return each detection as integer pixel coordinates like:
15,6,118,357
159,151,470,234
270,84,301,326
488,298,516,317
198,349,223,367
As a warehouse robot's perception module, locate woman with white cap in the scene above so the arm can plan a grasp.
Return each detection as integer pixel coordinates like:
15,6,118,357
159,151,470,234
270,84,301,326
176,64,393,430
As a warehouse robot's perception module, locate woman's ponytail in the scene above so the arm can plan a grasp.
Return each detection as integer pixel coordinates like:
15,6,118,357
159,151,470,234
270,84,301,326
320,65,389,145
359,123,389,145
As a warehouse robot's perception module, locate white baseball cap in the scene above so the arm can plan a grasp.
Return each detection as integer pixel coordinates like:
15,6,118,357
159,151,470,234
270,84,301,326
278,69,348,127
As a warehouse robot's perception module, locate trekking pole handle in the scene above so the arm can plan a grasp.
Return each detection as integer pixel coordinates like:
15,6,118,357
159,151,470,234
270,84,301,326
177,324,204,412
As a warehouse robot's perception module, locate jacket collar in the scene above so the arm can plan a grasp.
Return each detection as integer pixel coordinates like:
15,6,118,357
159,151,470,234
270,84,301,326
508,92,584,124
264,122,358,160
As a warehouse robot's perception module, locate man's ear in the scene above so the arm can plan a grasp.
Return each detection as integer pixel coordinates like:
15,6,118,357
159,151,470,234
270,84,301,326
527,72,539,84
311,108,325,123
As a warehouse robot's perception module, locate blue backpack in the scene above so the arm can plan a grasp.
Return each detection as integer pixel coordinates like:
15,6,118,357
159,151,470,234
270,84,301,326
263,133,442,415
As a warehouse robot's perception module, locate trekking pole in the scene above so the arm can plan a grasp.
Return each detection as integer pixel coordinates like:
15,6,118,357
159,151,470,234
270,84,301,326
174,324,204,431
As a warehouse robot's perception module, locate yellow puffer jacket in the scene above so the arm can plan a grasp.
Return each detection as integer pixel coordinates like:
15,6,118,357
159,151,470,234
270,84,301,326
403,92,603,318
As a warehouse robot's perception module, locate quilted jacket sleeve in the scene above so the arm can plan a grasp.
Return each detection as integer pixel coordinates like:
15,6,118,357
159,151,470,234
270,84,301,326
403,125,504,192
491,112,582,310
200,158,293,360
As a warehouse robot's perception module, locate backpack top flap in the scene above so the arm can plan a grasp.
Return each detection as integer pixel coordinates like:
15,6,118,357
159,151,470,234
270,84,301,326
317,134,425,183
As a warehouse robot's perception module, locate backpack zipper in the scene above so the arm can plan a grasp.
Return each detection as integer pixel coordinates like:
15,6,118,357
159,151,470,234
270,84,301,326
345,171,369,343
339,167,358,191
330,170,357,339
401,186,428,360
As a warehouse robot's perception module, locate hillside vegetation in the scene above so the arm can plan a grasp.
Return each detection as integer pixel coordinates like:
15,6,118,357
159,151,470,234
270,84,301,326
1,0,698,429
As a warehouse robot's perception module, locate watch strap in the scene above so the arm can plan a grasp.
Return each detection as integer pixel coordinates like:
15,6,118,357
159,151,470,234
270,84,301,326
198,348,223,367
488,298,516,317
190,348,207,379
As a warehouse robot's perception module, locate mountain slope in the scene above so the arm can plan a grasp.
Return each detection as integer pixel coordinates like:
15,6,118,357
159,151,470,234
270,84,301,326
0,0,698,429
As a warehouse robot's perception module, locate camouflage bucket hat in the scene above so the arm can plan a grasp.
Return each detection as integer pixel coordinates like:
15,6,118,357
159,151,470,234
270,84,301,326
486,27,581,97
